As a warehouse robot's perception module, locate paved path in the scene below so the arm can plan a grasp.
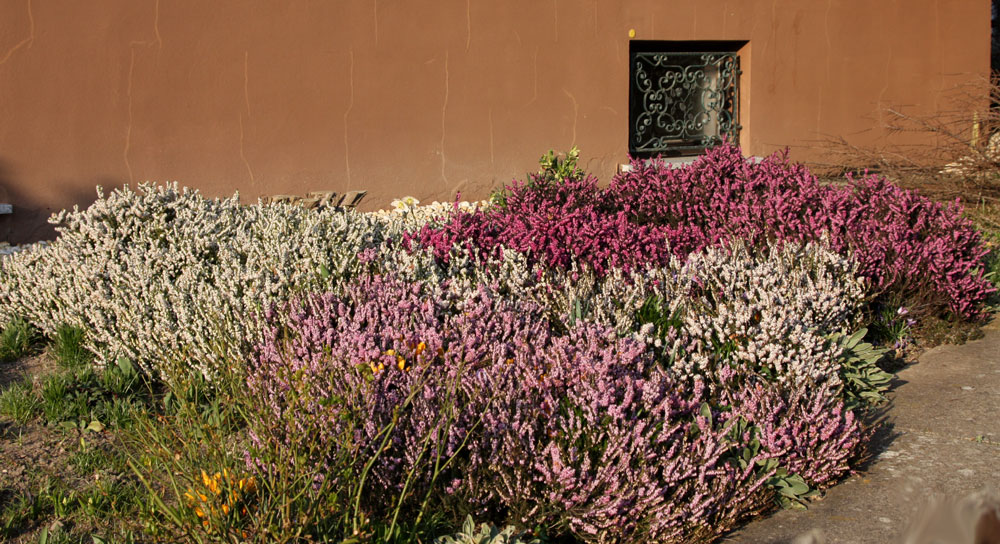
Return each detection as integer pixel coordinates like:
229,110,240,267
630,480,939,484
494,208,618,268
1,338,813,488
725,321,1000,543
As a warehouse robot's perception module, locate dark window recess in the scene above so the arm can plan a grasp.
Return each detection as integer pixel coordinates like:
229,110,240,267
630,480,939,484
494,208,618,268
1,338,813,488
629,41,743,158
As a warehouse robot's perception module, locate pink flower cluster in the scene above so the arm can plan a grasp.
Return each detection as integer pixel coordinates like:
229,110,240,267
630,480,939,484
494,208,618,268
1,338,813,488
718,370,866,487
246,274,865,542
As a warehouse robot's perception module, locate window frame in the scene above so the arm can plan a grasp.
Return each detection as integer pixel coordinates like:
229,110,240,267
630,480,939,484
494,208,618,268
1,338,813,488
628,40,744,158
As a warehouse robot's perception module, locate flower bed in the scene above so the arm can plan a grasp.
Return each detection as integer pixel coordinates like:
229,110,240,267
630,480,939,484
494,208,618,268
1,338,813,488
0,145,993,542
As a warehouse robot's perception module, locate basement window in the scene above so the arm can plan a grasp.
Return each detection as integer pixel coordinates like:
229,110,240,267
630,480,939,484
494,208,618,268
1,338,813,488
628,41,743,158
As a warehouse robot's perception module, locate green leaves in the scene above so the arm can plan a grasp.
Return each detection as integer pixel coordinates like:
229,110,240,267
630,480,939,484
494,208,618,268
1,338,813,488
831,327,893,410
489,148,585,208
433,515,540,544
765,466,819,509
537,147,582,184
722,416,818,509
635,295,683,339
85,420,105,433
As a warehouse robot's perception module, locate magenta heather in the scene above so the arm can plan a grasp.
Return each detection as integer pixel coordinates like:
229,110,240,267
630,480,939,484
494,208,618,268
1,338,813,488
410,144,993,319
609,145,994,319
404,174,676,275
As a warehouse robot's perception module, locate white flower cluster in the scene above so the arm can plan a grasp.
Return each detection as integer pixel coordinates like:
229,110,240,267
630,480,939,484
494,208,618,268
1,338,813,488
0,183,404,381
369,197,491,226
0,183,866,389
377,235,865,386
672,239,866,385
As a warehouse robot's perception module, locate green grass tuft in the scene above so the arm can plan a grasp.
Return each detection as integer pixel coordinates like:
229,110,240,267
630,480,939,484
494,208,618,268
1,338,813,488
0,316,39,363
51,324,92,371
0,377,40,425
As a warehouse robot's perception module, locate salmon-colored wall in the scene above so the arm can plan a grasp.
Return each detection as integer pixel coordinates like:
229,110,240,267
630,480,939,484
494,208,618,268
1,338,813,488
0,0,989,242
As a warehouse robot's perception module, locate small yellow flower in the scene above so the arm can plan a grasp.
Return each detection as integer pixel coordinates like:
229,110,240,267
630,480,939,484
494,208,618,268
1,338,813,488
221,504,230,515
415,341,426,355
201,470,211,487
385,349,396,356
198,492,208,502
194,506,206,518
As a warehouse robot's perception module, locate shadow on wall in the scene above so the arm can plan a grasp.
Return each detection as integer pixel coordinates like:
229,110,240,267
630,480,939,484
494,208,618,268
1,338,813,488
0,158,119,244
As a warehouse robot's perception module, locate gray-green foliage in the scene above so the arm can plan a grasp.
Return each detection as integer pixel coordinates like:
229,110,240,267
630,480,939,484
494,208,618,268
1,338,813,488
434,516,540,544
831,327,893,409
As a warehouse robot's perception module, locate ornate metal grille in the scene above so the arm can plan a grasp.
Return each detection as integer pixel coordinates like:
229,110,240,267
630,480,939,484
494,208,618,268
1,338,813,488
629,51,741,157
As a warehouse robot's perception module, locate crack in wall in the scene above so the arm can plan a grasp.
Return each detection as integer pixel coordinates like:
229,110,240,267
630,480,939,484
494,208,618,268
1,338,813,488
124,47,137,183
154,0,162,49
122,1,164,183
239,51,255,187
563,88,578,148
344,48,354,187
440,51,450,185
552,0,559,42
524,46,539,107
818,0,833,133
466,0,472,50
877,5,893,130
0,0,34,67
488,107,495,166
243,51,251,118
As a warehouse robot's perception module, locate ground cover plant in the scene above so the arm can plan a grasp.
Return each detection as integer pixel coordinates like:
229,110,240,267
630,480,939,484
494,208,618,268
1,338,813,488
0,144,994,542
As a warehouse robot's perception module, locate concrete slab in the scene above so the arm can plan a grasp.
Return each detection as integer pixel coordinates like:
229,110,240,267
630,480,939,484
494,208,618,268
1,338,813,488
724,321,1000,543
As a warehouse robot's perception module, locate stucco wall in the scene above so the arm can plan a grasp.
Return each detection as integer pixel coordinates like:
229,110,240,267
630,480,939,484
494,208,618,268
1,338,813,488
0,0,989,242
